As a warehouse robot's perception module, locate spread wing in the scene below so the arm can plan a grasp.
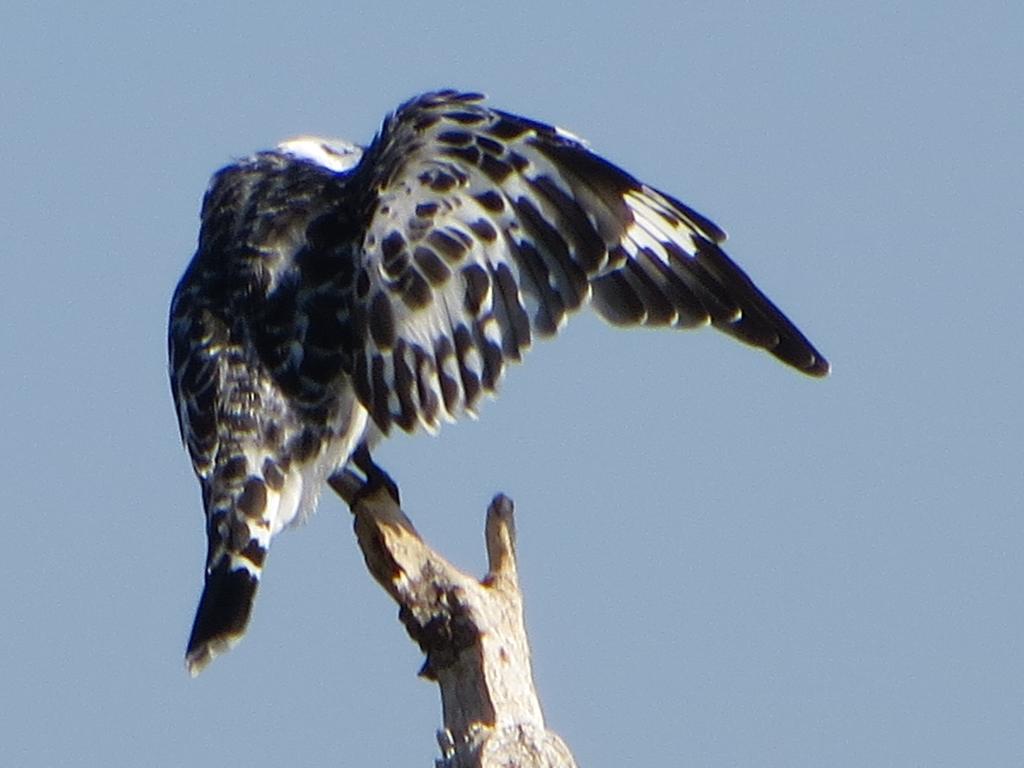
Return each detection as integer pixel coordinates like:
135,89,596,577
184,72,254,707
347,90,829,436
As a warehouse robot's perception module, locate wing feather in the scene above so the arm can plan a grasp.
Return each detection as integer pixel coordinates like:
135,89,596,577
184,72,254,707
348,91,829,435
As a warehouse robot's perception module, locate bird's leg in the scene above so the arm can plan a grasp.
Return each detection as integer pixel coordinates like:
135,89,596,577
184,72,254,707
327,442,401,507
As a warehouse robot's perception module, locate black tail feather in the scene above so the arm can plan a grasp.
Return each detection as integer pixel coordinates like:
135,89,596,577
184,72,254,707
186,561,259,676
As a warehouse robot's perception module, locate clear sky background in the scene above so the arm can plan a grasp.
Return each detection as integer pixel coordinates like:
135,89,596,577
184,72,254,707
2,2,1021,766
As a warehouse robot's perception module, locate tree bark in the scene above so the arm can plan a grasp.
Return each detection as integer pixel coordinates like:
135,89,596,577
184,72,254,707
332,471,578,768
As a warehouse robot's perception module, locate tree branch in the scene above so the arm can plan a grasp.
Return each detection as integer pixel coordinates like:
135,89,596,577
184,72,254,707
333,470,577,768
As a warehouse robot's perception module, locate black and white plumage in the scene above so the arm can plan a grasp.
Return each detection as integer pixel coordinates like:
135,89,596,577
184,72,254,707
169,90,829,676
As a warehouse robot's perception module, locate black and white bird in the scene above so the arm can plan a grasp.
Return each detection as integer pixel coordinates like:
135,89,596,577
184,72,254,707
169,90,829,676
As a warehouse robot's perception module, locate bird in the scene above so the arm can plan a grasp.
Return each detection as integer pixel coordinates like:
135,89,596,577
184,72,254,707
169,89,829,676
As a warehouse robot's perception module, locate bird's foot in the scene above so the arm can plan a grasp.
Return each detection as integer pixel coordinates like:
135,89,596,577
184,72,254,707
328,443,401,508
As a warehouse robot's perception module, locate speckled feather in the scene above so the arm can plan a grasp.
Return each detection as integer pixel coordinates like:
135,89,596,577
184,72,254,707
169,89,829,675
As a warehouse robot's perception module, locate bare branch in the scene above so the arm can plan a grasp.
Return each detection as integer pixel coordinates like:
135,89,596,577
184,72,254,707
344,477,577,768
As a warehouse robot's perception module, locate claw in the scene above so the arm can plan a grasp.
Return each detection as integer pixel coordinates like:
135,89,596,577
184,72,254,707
330,443,401,507
326,468,364,505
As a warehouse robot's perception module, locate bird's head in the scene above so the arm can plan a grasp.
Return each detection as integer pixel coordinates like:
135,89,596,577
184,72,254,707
276,136,364,173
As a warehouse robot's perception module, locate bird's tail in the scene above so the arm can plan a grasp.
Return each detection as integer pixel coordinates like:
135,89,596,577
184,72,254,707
186,556,261,676
186,455,298,676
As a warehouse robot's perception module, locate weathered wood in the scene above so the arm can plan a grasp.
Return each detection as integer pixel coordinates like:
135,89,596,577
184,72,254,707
332,470,577,768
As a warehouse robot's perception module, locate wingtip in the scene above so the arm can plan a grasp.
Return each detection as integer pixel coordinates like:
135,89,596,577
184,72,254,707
806,354,831,378
765,337,831,379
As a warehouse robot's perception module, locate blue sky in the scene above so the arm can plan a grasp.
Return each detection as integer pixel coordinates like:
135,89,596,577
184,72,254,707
2,2,1021,765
